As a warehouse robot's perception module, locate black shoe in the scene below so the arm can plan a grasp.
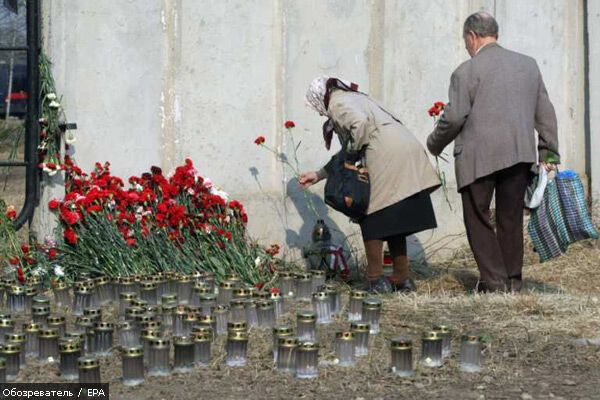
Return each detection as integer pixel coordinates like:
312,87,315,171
510,278,523,294
366,277,392,294
475,280,507,293
391,278,417,293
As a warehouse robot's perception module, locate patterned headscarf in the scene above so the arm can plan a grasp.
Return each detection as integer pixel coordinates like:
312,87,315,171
305,76,360,149
305,76,330,116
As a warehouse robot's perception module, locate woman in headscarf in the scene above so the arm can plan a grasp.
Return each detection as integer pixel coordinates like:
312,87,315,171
299,76,441,293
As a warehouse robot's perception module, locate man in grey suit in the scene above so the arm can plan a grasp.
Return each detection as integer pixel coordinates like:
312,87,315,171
427,12,560,293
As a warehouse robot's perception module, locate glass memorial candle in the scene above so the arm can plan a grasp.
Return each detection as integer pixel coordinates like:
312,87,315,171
83,307,102,323
232,287,251,301
229,299,246,323
193,332,211,366
295,273,312,301
312,292,332,324
421,331,443,368
139,281,158,305
350,322,370,357
23,322,40,358
7,285,26,313
245,299,258,328
276,336,298,374
198,293,217,316
278,271,295,299
121,345,144,386
73,287,92,317
119,292,138,320
78,356,101,383
272,325,294,362
225,330,248,367
92,322,114,356
25,286,38,312
140,329,161,367
0,319,14,344
47,316,67,339
390,337,413,377
147,338,171,377
433,324,452,359
161,302,177,331
256,300,276,328
53,281,71,308
213,305,230,336
118,321,138,348
295,341,319,379
173,335,194,373
6,333,26,366
94,276,112,306
361,298,382,334
348,290,367,322
322,283,341,317
310,270,326,293
459,333,482,373
59,340,81,381
32,305,50,327
269,291,284,318
334,331,355,367
217,281,236,305
2,343,21,381
177,276,193,305
296,311,317,342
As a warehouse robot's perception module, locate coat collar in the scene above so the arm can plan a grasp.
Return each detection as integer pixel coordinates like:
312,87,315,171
475,42,500,57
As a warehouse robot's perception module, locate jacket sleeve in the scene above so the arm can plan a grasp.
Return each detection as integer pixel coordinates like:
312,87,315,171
534,65,560,163
328,92,374,158
427,67,471,156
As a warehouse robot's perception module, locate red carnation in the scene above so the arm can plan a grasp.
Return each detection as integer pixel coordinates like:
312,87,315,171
9,256,19,265
254,136,266,145
64,227,78,245
5,206,16,220
48,199,60,210
284,120,295,129
20,244,30,254
48,248,57,260
46,162,57,170
16,267,25,283
428,101,446,117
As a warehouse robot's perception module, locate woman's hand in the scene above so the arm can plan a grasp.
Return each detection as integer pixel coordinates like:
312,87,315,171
298,171,321,189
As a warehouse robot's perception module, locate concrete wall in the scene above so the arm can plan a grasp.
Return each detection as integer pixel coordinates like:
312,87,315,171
35,0,590,265
589,0,600,201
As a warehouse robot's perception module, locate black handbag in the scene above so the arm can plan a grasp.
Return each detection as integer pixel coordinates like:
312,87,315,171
323,150,370,220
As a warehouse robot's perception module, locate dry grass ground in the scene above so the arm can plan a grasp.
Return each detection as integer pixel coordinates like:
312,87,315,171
11,236,599,400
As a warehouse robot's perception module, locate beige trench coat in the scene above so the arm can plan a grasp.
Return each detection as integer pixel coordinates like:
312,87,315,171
319,90,440,215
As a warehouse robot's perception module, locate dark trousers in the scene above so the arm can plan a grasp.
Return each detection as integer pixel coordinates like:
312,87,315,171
460,163,532,290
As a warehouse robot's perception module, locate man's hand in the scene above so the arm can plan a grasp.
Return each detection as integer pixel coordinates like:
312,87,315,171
540,161,557,172
298,171,321,189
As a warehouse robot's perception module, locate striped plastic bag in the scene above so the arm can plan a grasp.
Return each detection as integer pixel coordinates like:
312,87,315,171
527,170,598,262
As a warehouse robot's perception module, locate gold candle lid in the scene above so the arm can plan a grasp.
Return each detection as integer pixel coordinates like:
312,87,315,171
462,333,482,343
227,330,248,341
47,315,66,325
273,325,294,336
335,331,355,341
140,329,161,340
198,315,215,325
298,341,319,351
227,321,247,332
140,281,156,290
178,275,192,283
252,291,268,300
32,295,50,305
256,299,274,309
125,306,145,317
199,293,217,302
219,280,236,290
143,305,161,314
212,305,230,314
53,281,68,290
0,313,11,319
140,320,161,331
2,343,21,354
422,331,442,341
130,299,148,308
32,305,51,315
59,341,81,353
173,335,193,346
229,299,246,308
312,291,330,301
278,336,299,347
194,332,211,342
76,316,94,326
310,269,326,277
9,285,25,295
321,283,339,292
192,324,213,334
195,280,210,289
350,289,368,299
83,307,102,317
362,297,382,309
148,338,170,349
194,286,212,296
93,321,114,332
224,273,241,282
2,277,16,285
295,272,312,281
118,276,135,284
244,299,257,309
161,302,177,313
175,304,189,315
94,276,109,286
0,318,14,328
65,332,86,342
23,322,40,332
75,286,93,294
232,288,251,298
120,291,138,301
78,356,99,369
433,324,451,334
28,275,41,284
350,322,371,333
161,294,178,304
135,313,156,324
25,286,38,296
278,271,294,279
390,337,412,349
121,345,143,358
6,333,25,342
296,311,317,322
185,314,197,323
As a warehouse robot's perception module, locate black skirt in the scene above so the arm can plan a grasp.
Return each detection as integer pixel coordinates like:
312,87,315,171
359,190,437,240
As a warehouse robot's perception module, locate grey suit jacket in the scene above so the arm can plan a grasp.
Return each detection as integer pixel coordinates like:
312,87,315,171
427,43,560,191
